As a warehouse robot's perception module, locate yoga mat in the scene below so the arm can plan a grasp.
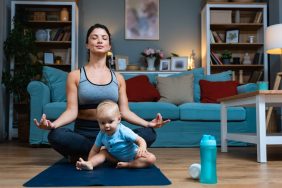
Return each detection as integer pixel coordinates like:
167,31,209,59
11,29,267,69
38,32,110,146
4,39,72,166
24,159,171,187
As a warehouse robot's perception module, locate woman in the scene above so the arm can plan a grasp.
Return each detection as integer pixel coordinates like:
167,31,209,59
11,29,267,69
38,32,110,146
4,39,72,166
34,23,170,161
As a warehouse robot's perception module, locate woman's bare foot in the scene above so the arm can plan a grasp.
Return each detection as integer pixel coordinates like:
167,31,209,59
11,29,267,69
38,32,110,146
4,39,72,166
116,162,130,168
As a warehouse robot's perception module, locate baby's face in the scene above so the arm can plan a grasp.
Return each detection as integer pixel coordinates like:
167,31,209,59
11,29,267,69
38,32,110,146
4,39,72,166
98,113,120,136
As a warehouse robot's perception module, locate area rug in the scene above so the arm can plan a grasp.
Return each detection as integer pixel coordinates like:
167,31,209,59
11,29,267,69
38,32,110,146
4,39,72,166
23,159,171,187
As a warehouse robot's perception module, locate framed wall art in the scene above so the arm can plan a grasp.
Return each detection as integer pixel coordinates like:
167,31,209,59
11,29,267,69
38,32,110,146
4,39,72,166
125,0,159,40
225,29,239,43
159,59,170,71
171,57,188,71
115,55,129,70
44,52,54,64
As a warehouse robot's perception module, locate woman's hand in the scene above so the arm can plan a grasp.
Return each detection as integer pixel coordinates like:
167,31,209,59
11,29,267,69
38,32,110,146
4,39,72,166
33,114,56,130
148,113,170,128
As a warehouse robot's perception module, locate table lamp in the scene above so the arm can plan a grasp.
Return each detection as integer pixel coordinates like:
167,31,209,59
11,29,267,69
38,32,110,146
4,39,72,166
265,23,282,89
265,23,282,132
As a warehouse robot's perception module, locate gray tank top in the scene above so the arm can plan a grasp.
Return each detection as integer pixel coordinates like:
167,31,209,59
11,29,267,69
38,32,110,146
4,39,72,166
78,67,119,109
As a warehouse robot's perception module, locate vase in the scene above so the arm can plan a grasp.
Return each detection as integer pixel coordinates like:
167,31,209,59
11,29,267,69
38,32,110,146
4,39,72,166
60,8,69,21
146,57,156,71
45,29,52,41
35,29,47,41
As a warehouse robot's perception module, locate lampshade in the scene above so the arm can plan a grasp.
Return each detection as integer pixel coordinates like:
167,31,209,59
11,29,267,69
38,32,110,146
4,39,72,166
265,24,282,55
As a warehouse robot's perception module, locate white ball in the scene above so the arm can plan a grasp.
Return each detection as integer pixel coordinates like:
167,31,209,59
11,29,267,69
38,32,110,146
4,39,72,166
189,163,201,179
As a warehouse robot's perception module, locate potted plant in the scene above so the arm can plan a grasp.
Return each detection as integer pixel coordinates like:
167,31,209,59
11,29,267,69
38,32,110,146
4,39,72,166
1,13,42,142
220,50,232,64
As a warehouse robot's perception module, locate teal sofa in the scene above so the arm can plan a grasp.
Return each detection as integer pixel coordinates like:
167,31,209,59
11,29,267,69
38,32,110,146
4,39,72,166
27,66,257,147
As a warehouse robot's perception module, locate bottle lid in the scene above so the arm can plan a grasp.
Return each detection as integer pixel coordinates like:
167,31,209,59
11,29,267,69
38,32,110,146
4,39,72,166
200,134,216,146
189,163,201,179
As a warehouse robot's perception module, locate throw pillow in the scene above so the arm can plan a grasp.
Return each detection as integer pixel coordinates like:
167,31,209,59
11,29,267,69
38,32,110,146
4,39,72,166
42,66,67,102
168,68,204,102
122,73,158,85
157,74,194,105
199,80,238,103
125,75,160,102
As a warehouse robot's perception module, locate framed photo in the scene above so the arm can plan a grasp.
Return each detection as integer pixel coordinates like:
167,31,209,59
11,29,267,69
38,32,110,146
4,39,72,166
44,52,54,64
225,29,239,43
159,59,171,71
115,55,129,70
171,57,188,71
125,0,159,40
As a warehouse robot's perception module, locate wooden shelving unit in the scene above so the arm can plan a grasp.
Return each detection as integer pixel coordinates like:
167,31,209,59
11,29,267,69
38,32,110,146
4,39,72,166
8,1,78,140
201,2,268,84
12,1,79,71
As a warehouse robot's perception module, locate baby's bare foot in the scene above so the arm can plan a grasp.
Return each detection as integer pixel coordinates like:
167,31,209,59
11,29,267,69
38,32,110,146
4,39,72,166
116,162,130,168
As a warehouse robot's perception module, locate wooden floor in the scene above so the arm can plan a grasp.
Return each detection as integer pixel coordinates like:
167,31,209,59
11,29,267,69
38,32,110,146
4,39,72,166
1,141,282,188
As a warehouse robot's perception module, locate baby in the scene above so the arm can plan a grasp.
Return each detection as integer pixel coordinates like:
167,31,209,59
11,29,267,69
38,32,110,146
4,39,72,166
76,100,156,170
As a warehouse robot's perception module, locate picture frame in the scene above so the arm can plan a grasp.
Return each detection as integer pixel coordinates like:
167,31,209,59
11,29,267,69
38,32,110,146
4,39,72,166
115,55,129,70
44,52,54,64
225,29,239,43
171,57,188,71
125,0,159,40
159,59,171,71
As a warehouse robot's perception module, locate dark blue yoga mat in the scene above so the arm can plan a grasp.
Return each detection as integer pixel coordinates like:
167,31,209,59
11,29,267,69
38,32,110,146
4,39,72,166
23,159,171,187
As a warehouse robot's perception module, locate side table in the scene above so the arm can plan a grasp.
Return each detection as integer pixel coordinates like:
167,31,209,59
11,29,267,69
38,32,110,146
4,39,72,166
219,90,282,163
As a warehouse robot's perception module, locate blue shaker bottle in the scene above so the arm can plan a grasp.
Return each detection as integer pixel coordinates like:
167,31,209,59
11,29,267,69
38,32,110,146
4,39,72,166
200,135,217,184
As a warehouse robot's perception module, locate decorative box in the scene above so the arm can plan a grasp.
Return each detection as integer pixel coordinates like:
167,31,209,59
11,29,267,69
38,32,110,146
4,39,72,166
210,10,232,24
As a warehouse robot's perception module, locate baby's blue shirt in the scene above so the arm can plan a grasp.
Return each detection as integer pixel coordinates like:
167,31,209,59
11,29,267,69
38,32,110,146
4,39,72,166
95,123,138,162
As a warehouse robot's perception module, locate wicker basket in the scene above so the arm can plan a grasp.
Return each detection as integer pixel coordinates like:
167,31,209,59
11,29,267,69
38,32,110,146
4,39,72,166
126,64,140,71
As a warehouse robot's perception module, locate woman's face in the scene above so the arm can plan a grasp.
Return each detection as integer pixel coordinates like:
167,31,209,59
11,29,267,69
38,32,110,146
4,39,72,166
86,28,111,55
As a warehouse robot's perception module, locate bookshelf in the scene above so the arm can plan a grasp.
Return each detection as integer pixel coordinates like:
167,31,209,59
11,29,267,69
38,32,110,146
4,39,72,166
11,1,78,72
8,1,78,140
201,2,268,84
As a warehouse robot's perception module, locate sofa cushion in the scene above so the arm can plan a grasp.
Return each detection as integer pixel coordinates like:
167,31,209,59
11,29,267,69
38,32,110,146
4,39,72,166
237,83,258,94
42,66,67,102
129,102,179,120
199,80,238,103
179,103,246,121
168,68,204,102
204,70,232,81
43,102,66,120
125,75,160,102
157,74,194,105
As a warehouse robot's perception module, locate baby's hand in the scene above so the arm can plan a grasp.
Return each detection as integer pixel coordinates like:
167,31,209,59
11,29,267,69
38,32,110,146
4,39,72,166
76,157,93,170
136,147,148,158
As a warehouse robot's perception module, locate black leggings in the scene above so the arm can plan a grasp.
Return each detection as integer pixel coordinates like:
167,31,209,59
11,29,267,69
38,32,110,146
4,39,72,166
48,119,156,158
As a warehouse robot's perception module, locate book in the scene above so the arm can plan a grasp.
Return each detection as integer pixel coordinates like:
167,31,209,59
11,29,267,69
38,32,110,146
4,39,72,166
210,54,217,65
259,53,264,64
211,51,223,65
212,31,223,43
210,30,215,43
248,70,263,83
252,53,260,64
210,52,223,65
65,48,71,65
254,12,262,23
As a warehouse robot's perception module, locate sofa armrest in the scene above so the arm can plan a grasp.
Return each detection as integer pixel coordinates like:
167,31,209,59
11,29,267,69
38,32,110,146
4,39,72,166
237,83,258,94
27,81,50,144
27,81,50,108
